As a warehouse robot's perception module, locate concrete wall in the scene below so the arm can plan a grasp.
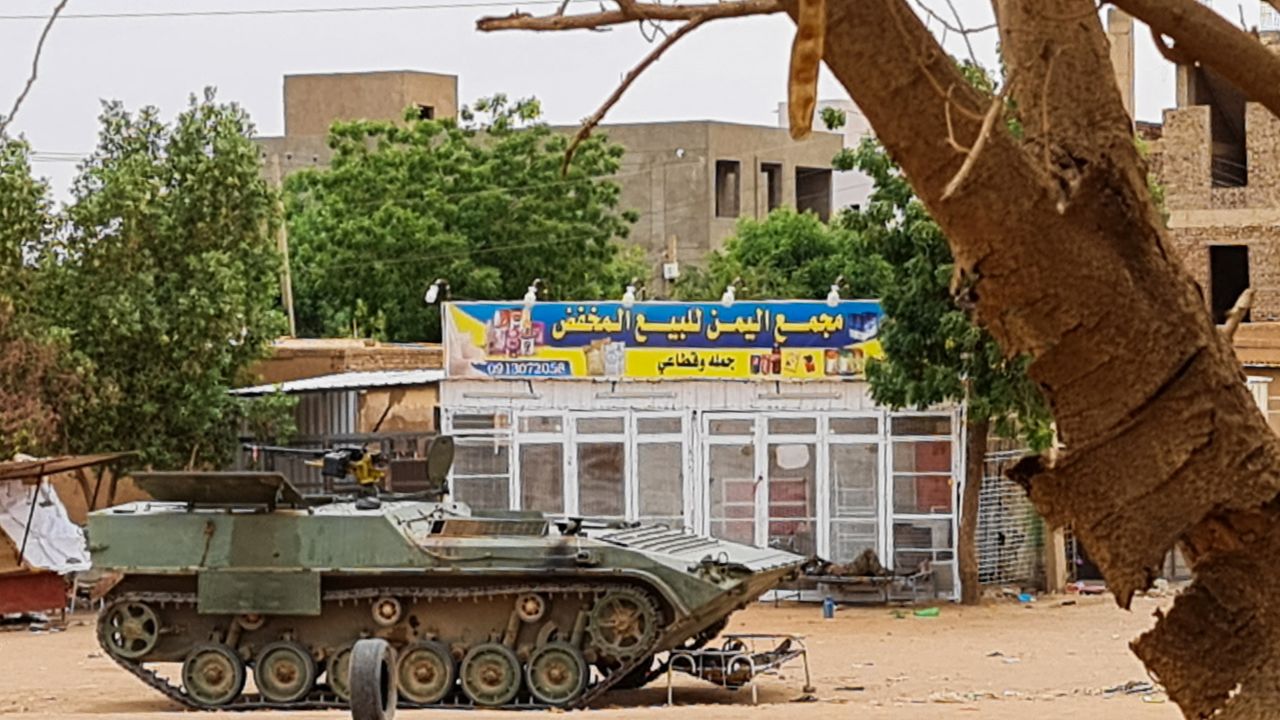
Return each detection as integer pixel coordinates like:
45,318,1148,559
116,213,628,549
283,71,457,136
357,385,439,433
249,339,443,385
776,98,874,211
258,71,458,181
1163,98,1280,319
594,121,842,283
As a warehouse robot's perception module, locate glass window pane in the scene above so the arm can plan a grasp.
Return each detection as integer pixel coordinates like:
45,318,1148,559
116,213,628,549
768,520,816,555
767,443,815,555
829,443,878,519
451,412,511,430
893,440,952,473
453,437,510,477
891,415,952,436
577,442,625,517
453,476,508,510
637,442,683,525
519,444,563,514
577,417,625,435
893,475,954,514
637,416,682,435
830,520,877,564
768,417,817,435
709,418,753,436
768,444,815,517
708,443,755,545
893,518,956,591
830,417,879,435
519,415,563,433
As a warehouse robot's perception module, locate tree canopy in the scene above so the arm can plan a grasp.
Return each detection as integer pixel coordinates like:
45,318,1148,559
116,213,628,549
286,95,645,342
26,91,286,468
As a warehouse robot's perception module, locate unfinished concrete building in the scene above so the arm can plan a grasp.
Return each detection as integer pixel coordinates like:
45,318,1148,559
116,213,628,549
585,121,842,284
256,71,842,284
257,70,459,178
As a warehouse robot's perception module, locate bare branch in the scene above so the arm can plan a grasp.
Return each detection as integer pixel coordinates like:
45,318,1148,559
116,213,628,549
0,0,71,137
477,0,782,32
1112,0,1280,122
561,16,707,174
944,85,970,154
1222,288,1256,341
942,79,1012,201
912,0,997,36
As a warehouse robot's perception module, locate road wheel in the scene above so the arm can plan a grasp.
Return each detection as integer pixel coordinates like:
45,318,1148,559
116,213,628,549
460,642,521,707
526,642,588,706
397,640,455,705
254,641,317,704
326,644,354,701
181,643,246,707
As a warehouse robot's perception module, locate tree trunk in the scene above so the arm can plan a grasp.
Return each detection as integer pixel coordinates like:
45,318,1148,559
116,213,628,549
959,414,989,605
785,2,1280,715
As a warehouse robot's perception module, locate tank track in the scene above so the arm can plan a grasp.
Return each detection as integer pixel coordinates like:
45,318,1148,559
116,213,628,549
100,581,663,711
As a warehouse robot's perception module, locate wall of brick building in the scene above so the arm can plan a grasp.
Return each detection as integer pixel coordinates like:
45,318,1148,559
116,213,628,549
1162,86,1280,318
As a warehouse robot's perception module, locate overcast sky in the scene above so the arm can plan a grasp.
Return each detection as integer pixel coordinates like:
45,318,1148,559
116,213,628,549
0,0,1264,196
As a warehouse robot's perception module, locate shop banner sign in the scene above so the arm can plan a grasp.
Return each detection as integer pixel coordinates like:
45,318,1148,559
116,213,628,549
444,300,883,381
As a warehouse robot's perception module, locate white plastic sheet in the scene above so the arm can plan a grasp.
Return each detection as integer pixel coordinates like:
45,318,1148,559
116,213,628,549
0,480,89,574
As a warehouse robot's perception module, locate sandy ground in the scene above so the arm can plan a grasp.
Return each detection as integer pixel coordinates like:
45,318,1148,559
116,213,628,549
0,595,1181,720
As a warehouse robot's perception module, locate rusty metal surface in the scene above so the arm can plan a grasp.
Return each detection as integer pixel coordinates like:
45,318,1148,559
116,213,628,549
0,570,67,615
0,453,134,483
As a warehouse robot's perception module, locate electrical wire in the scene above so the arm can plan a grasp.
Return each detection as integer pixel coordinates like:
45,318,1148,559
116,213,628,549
0,1,566,22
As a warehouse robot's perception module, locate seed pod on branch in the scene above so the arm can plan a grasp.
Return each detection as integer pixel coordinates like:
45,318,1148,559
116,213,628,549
787,0,825,140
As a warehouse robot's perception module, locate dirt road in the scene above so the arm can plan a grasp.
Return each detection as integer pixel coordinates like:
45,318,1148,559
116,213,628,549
0,595,1179,719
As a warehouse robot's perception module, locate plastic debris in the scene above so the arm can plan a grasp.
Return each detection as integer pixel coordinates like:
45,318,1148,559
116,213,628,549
914,607,941,618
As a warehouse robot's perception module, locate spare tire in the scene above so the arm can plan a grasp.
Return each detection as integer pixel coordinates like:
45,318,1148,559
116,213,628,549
349,638,397,720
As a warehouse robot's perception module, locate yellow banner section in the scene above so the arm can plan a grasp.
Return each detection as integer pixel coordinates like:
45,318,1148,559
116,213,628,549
625,342,884,380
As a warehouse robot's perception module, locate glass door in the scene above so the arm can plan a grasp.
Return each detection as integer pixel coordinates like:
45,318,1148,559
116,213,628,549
826,415,883,564
888,413,959,597
515,413,568,515
572,414,628,520
632,413,688,528
702,415,758,545
765,416,819,556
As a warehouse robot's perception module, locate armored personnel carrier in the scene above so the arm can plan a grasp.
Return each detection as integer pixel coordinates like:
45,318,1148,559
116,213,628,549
88,438,804,710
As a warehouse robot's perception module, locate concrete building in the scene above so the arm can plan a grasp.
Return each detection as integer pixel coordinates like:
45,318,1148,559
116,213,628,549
257,70,459,178
586,122,843,283
255,71,842,283
776,98,875,211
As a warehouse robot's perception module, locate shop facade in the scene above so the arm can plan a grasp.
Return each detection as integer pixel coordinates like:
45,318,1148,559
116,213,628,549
440,300,964,599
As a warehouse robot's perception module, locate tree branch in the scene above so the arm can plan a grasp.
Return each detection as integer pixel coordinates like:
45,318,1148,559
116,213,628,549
0,0,71,137
912,0,997,36
942,78,1011,200
560,16,707,173
1222,288,1256,341
1111,0,1280,121
477,0,782,32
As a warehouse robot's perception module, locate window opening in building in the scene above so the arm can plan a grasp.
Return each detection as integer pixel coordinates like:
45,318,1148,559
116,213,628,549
761,162,783,212
715,160,741,218
417,104,435,120
1209,245,1250,325
1192,66,1247,188
796,167,832,221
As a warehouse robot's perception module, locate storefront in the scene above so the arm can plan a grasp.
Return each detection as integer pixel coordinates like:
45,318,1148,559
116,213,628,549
440,300,964,599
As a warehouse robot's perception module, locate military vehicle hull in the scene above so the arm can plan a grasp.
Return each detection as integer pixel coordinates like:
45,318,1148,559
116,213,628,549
89,490,803,710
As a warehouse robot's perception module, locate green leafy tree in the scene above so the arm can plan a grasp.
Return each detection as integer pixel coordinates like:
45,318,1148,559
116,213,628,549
0,136,86,458
287,94,645,342
33,91,286,468
671,208,872,301
837,137,1051,604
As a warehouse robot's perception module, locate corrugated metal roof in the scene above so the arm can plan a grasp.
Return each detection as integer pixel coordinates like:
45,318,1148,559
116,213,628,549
230,369,444,397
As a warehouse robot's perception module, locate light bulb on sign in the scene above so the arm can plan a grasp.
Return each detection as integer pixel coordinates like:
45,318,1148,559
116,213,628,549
622,285,637,309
